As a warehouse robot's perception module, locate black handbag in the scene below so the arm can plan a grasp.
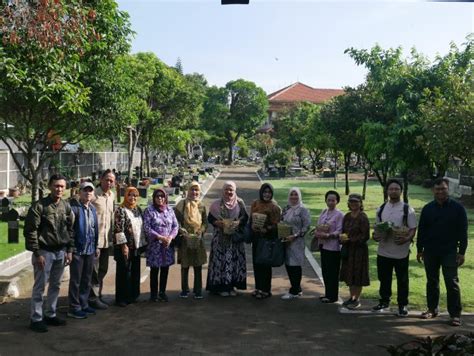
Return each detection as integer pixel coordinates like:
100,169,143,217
255,237,285,267
340,244,349,260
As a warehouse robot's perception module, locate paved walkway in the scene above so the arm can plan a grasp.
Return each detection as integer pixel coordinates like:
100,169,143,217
0,167,472,355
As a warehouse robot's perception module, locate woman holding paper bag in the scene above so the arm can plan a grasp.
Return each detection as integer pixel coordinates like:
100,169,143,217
280,188,311,300
206,181,249,297
315,190,344,303
250,183,282,300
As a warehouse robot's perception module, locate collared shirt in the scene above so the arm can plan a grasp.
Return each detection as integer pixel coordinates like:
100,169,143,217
80,202,96,255
317,208,344,252
92,187,115,249
376,201,417,259
417,198,468,256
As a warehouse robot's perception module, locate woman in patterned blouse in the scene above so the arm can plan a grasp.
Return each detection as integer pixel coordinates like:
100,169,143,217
113,187,147,307
143,188,179,302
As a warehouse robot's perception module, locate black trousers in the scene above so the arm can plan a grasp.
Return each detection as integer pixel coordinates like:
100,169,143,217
181,266,203,294
285,265,302,295
423,252,462,317
114,249,141,304
320,248,341,301
150,266,169,298
377,255,409,306
254,264,272,293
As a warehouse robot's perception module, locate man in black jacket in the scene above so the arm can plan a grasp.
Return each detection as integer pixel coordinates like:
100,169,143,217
416,177,468,326
24,174,74,332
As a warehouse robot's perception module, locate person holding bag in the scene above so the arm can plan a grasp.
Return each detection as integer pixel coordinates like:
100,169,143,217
314,190,344,304
280,188,311,300
207,181,249,297
174,182,208,299
339,193,370,309
113,186,147,307
250,183,282,300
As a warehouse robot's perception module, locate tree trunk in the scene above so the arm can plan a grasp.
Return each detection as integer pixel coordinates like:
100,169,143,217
127,127,136,185
140,142,144,179
333,150,338,190
145,145,151,177
362,165,368,200
227,138,234,164
110,138,115,152
402,170,409,203
344,152,350,196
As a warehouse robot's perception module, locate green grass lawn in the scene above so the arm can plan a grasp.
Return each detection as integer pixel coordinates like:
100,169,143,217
268,178,474,312
0,221,25,261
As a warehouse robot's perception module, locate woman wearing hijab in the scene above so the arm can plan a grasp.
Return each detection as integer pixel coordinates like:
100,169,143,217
113,187,147,307
339,193,370,310
143,188,179,302
207,181,249,297
280,187,311,300
250,183,282,300
174,182,208,299
316,190,344,303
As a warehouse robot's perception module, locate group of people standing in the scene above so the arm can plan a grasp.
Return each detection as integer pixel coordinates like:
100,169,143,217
24,171,468,333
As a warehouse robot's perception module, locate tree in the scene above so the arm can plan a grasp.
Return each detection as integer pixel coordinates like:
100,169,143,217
202,79,268,164
0,0,132,202
417,38,474,176
345,45,430,202
276,102,330,174
320,88,363,195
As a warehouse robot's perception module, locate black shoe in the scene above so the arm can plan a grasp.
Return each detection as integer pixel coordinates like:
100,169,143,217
44,316,66,326
342,298,354,306
158,293,169,302
89,299,108,310
116,301,128,307
372,302,389,312
99,298,111,306
30,320,48,333
397,305,408,317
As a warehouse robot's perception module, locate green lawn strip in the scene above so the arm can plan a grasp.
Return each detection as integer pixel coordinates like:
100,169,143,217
0,221,25,261
268,178,474,312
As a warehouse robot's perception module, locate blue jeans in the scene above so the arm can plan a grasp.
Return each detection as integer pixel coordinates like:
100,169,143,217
30,250,66,322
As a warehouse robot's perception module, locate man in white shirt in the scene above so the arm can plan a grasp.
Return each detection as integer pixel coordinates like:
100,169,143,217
372,179,417,317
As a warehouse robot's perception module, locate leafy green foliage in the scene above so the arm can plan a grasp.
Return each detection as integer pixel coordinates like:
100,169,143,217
202,79,268,163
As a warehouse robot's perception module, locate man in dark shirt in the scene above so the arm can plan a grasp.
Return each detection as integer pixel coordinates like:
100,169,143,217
24,174,74,332
416,177,468,326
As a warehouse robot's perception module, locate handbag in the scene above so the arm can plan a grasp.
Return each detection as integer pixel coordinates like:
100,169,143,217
310,236,320,252
340,244,349,260
255,237,285,267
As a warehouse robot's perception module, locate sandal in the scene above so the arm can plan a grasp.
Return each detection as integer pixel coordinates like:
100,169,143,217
421,310,439,319
450,317,461,327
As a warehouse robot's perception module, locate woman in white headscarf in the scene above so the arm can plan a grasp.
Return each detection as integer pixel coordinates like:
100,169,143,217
280,187,311,300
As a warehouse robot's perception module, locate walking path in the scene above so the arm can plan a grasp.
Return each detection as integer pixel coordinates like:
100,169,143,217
0,167,472,355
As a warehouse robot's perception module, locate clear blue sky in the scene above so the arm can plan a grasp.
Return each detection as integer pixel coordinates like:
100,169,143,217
116,0,473,94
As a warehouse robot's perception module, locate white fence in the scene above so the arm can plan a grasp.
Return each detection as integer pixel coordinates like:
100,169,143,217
0,150,141,190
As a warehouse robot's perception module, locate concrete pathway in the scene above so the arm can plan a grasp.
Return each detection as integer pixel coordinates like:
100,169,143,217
0,167,472,355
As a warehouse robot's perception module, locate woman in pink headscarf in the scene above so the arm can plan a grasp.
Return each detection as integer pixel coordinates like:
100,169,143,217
206,181,249,297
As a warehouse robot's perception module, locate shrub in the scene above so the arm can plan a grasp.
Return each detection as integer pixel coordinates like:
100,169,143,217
383,333,474,355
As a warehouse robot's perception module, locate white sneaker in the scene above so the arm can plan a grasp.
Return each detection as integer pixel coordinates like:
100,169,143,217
219,292,230,297
281,292,300,300
229,290,238,297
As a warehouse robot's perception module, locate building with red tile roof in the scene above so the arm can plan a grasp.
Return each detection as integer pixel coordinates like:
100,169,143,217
260,82,344,133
